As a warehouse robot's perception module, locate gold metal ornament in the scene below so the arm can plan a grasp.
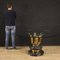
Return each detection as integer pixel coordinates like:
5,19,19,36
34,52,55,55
28,32,44,56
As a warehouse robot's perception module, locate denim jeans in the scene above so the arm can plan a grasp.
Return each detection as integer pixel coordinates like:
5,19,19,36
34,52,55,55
5,26,16,48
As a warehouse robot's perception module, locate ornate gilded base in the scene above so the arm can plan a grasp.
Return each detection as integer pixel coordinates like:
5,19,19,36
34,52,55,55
28,49,44,56
28,32,44,56
28,46,44,56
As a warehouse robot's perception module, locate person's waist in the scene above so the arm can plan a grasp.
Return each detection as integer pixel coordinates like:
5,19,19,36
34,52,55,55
5,25,16,28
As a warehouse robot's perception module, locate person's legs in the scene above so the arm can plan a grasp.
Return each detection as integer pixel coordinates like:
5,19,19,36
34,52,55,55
11,26,16,48
5,26,10,49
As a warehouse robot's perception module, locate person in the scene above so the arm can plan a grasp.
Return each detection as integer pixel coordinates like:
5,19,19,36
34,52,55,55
4,3,16,49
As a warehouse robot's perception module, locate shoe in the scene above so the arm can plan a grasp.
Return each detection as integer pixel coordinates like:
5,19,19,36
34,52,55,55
6,47,8,49
13,47,16,49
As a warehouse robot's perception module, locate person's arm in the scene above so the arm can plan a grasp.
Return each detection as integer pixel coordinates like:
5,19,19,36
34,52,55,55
3,12,6,25
14,11,16,19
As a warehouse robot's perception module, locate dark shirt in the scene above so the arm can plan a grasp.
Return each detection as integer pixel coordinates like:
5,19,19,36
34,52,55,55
4,10,16,26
